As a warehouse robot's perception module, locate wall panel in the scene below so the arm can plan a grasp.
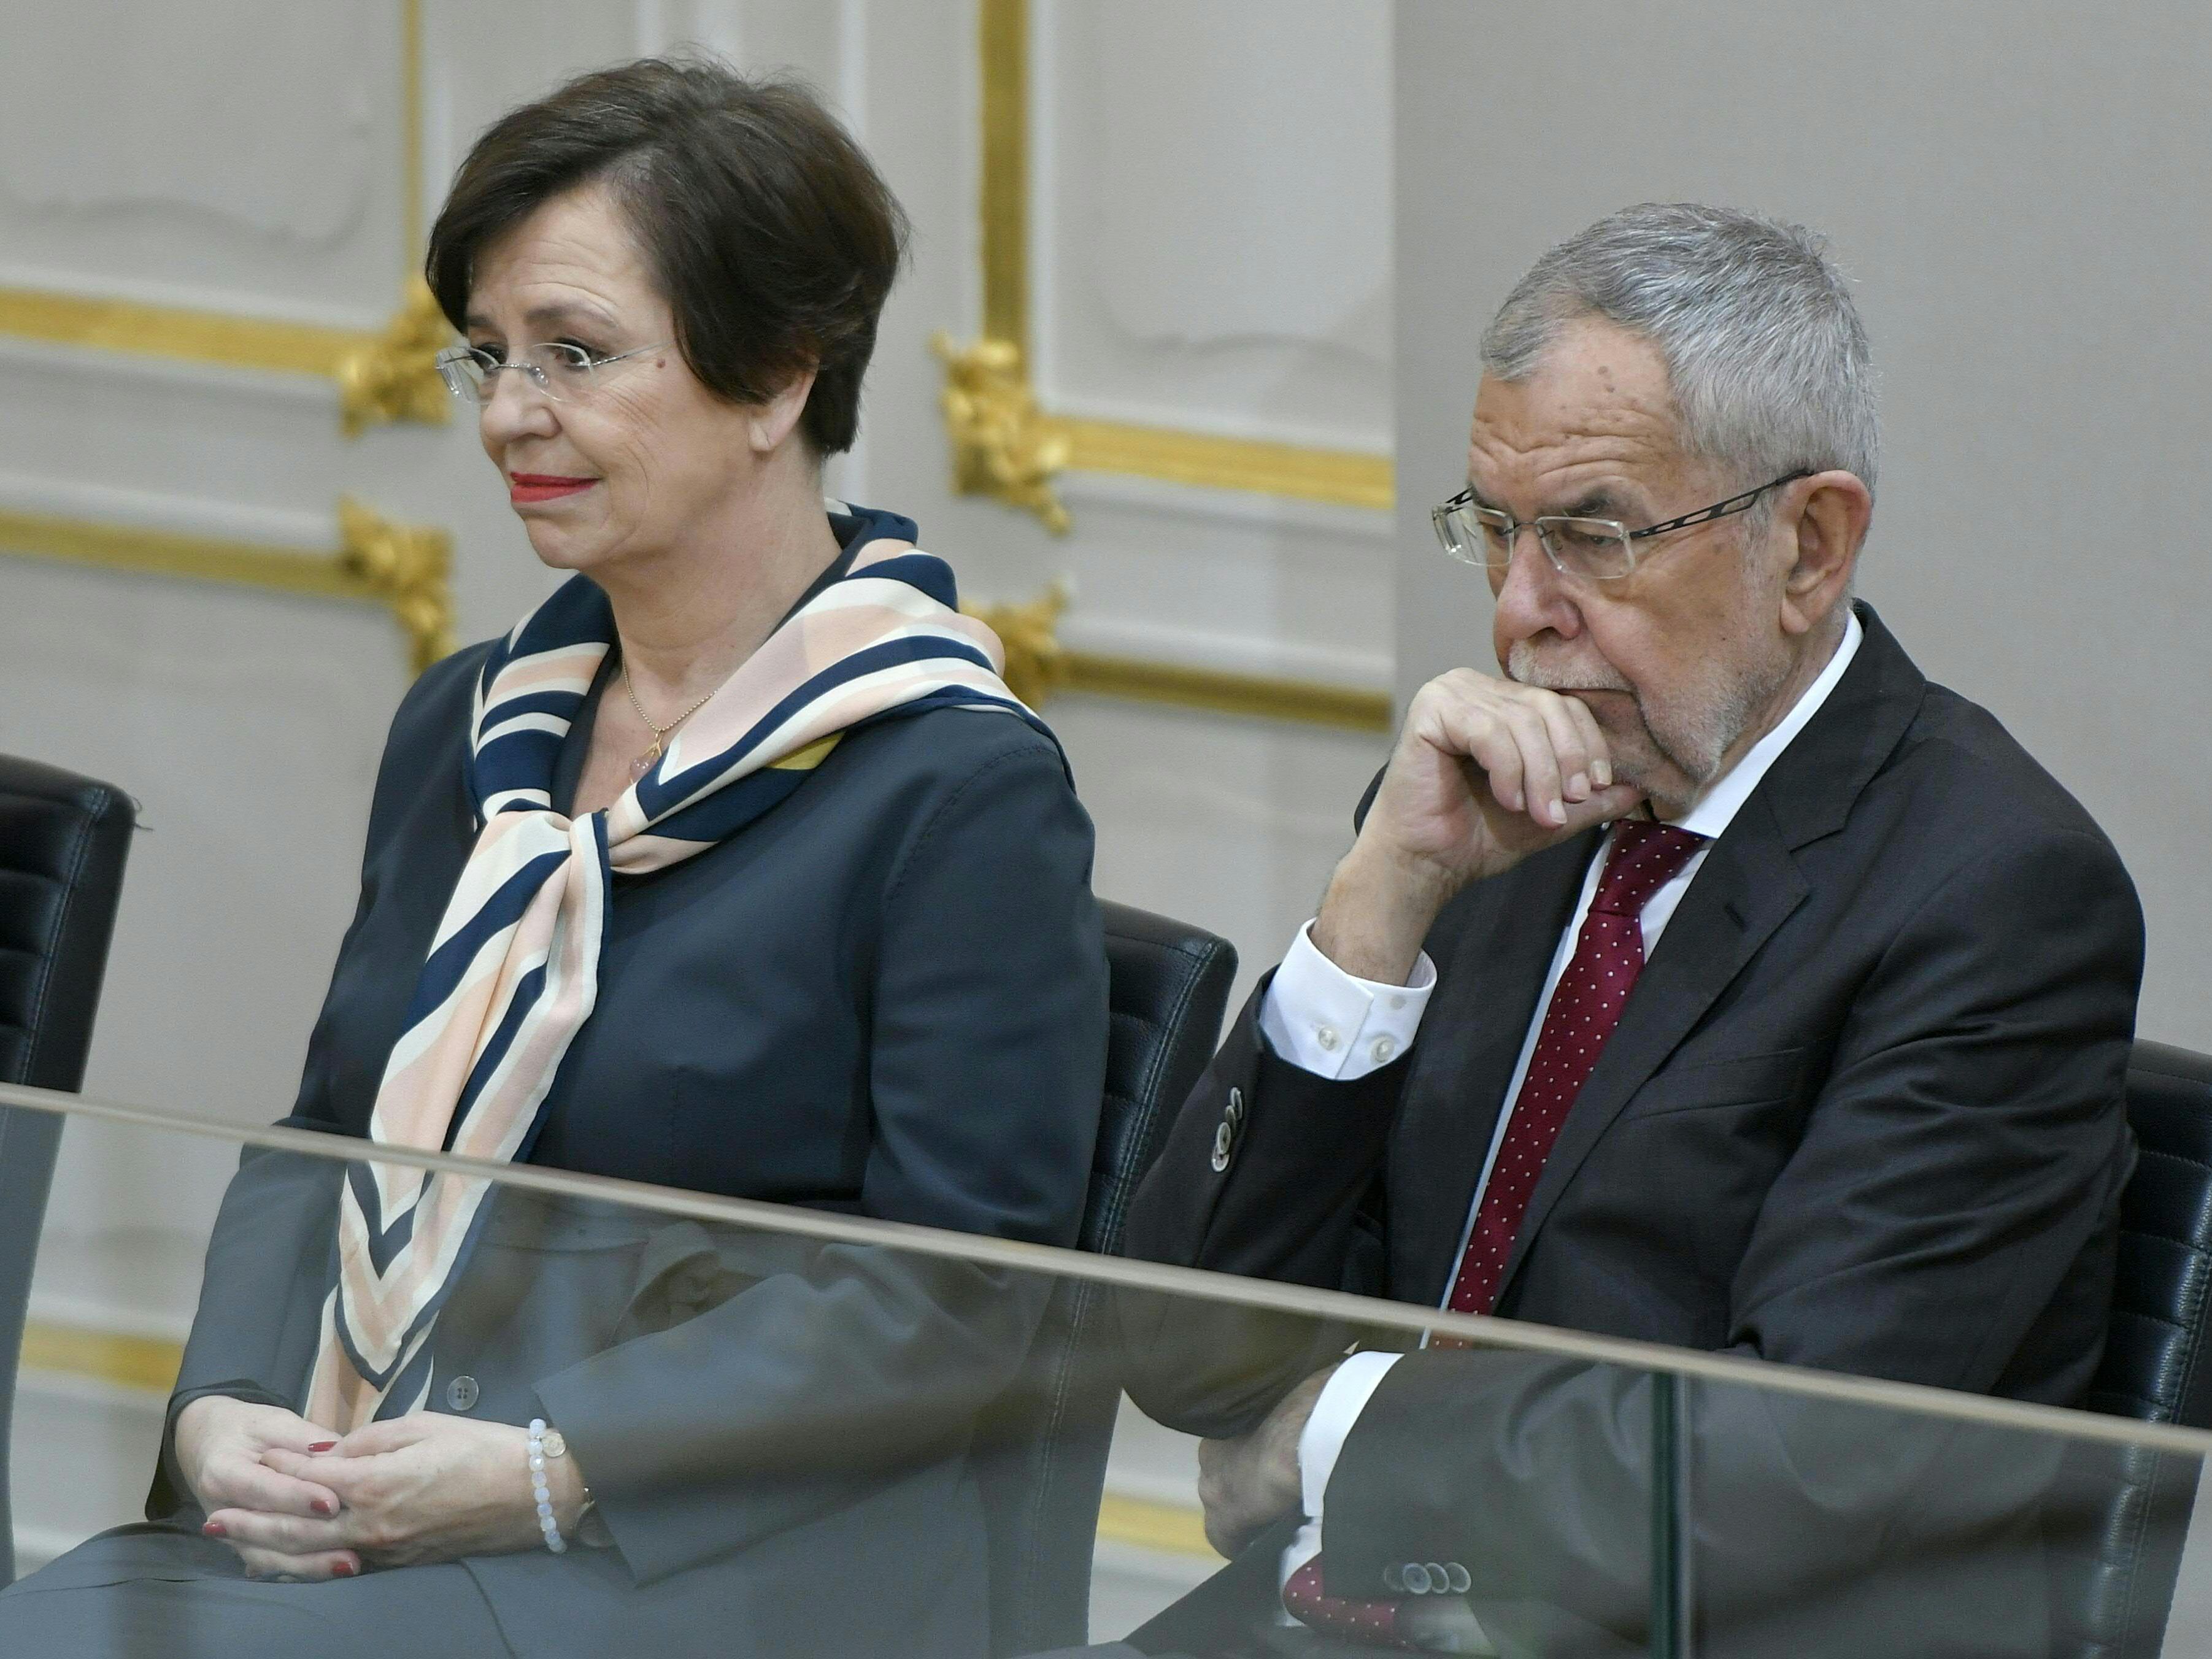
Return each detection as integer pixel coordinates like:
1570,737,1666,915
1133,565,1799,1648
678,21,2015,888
0,2,403,324
1037,0,1391,450
1393,0,2212,1047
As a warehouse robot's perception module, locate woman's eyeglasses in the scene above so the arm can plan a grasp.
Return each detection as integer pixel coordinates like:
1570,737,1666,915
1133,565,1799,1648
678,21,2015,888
435,341,672,405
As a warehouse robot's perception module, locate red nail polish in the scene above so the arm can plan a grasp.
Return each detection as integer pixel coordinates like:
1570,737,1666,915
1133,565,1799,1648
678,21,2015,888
331,1560,358,1578
201,1520,227,1538
308,1441,337,1453
312,1499,335,1517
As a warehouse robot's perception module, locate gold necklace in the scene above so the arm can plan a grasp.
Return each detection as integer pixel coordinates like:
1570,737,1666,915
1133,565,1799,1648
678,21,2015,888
621,664,716,780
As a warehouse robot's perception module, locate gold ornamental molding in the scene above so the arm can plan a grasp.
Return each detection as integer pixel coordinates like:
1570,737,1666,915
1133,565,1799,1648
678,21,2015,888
335,496,457,671
1061,651,1392,733
966,583,1392,734
963,580,1072,707
0,498,455,674
1096,1493,1221,1562
933,334,1074,533
937,0,1395,529
337,277,452,435
0,281,450,439
19,1320,182,1395
0,287,379,380
0,0,447,435
1058,418,1392,513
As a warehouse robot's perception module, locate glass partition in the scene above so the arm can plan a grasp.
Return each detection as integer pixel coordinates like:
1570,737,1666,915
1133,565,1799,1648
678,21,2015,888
2,1082,2206,1658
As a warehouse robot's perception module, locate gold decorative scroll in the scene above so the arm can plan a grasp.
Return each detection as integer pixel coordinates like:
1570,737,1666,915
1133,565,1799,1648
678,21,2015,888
336,495,456,671
934,334,1073,534
939,0,1395,528
337,278,452,436
962,579,1071,707
0,497,454,675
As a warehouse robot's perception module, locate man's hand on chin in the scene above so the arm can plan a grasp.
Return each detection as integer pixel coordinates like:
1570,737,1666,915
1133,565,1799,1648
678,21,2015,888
1195,1363,1338,1558
1314,669,1643,986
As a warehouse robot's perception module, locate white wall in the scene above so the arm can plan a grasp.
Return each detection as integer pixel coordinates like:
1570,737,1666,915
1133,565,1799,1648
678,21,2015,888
1394,0,2212,1047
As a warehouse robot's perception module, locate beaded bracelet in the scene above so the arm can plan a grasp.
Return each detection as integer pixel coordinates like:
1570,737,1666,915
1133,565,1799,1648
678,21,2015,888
527,1417,566,1554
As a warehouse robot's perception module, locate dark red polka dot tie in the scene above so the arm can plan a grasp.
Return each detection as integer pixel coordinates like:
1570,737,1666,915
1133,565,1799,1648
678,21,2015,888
1440,819,1707,1326
1282,820,1708,1646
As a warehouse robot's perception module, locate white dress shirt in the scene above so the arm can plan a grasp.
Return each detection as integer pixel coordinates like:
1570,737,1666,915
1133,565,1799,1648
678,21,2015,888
1258,612,1863,1630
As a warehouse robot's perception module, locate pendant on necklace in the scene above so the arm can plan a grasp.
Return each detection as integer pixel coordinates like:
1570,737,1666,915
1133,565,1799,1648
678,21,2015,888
629,742,661,782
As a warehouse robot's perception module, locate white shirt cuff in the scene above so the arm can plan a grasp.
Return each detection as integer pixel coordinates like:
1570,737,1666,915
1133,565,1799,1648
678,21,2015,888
1258,921,1436,1080
1279,1350,1403,1584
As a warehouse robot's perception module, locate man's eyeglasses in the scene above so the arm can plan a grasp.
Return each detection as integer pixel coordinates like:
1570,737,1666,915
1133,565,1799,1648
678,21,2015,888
435,341,672,405
1431,470,1813,582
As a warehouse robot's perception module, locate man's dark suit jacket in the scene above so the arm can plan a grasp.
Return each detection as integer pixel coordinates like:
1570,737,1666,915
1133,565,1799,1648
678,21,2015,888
1120,604,2143,1657
128,551,1111,1658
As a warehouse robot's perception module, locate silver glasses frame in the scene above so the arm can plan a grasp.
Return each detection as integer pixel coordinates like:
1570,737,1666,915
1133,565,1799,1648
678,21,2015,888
434,340,674,404
1432,470,1813,582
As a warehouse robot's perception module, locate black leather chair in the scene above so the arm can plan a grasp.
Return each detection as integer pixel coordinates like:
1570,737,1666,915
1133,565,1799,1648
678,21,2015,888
2055,1039,2212,1658
981,899,1237,1656
0,756,136,1587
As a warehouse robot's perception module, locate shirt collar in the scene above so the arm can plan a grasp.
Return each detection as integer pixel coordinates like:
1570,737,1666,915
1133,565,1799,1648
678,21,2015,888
1671,607,1863,842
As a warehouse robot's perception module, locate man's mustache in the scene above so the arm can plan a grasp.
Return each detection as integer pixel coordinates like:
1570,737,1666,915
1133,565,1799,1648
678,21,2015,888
1505,643,1635,697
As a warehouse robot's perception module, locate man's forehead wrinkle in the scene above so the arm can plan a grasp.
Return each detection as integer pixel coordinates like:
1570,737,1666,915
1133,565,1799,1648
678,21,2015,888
1466,423,1676,513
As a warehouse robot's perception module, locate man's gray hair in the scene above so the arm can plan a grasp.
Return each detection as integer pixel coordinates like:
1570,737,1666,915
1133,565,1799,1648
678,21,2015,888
1482,204,1879,498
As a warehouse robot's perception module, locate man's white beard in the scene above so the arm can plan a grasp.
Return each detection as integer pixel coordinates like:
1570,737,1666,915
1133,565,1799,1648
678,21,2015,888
1506,640,1779,803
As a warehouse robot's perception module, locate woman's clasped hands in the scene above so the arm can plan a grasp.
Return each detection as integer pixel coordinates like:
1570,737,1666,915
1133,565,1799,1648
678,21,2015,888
174,1396,585,1580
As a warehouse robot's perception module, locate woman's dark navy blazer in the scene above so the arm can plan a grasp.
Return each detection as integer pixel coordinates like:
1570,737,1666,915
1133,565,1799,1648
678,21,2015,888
145,547,1112,1656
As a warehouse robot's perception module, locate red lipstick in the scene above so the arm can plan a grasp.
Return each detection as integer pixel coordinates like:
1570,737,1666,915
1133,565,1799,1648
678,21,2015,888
509,473,596,504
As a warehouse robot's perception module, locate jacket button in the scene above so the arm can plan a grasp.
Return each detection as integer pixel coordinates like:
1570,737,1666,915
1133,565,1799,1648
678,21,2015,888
444,1374,480,1412
1381,1563,1404,1592
1401,1561,1432,1594
1423,1562,1450,1595
1210,1091,1244,1172
1444,1561,1471,1593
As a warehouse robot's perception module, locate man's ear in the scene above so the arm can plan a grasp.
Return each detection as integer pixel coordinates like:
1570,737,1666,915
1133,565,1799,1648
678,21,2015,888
747,364,819,454
1778,471,1873,637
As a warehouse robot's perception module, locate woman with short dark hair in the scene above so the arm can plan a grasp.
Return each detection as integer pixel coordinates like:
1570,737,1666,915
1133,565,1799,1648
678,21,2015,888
0,58,1107,1658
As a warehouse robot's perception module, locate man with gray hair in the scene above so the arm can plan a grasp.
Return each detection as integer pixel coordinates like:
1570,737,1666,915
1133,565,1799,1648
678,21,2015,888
1094,204,2142,1656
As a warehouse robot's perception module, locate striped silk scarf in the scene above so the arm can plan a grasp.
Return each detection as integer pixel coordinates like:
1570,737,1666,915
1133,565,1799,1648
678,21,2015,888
304,506,1043,1431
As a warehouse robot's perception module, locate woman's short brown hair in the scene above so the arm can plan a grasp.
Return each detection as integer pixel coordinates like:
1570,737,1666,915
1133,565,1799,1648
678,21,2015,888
427,57,908,456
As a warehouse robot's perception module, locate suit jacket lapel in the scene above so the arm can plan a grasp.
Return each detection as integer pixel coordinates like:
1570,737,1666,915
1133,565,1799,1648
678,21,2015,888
1489,601,1929,1305
1389,834,1596,1307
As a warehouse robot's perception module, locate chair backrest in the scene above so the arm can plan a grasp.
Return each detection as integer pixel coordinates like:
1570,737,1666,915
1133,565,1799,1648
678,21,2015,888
0,755,135,1587
979,899,1236,1657
2055,1040,2212,1658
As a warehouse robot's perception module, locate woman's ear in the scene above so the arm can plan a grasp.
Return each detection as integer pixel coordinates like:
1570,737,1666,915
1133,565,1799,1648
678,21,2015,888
747,364,819,454
1778,471,1873,637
